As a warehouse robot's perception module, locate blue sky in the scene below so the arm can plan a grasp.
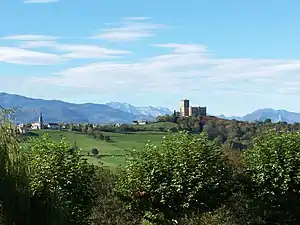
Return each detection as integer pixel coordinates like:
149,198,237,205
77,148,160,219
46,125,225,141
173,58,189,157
1,0,300,116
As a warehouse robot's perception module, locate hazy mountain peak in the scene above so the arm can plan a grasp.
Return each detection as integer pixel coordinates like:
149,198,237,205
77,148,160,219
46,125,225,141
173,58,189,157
221,108,300,123
106,102,172,117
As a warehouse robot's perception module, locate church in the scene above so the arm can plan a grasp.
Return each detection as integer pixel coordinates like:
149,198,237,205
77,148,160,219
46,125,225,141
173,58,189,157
31,112,44,130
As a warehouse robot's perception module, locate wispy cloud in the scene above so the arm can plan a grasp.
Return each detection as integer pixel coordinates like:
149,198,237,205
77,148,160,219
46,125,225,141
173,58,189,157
91,18,166,42
31,43,300,97
24,0,59,3
20,40,131,59
0,46,62,65
1,35,58,41
1,34,130,61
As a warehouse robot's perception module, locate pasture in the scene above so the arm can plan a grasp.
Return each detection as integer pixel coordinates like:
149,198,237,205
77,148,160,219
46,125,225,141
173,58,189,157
28,130,166,169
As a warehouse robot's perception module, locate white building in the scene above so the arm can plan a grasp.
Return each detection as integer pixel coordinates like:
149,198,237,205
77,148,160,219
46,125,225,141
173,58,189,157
31,122,41,130
17,124,29,134
47,123,60,130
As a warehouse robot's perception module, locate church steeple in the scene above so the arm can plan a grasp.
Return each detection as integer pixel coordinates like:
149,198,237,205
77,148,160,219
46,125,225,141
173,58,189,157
39,112,43,130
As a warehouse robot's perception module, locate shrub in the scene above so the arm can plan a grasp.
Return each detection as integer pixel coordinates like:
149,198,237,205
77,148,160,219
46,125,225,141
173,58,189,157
92,148,99,157
117,131,233,224
27,135,97,225
0,109,31,224
243,130,300,224
91,168,142,225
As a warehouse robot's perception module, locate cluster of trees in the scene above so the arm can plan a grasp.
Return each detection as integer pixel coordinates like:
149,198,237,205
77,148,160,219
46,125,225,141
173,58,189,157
156,114,300,150
66,123,111,141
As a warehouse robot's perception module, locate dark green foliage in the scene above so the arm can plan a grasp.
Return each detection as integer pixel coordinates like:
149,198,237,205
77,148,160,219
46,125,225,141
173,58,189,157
91,168,142,225
27,135,97,225
0,109,31,225
92,148,99,157
243,130,300,224
117,131,233,224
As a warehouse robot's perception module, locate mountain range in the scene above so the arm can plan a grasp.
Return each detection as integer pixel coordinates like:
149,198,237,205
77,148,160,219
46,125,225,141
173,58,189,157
219,108,300,123
1,92,300,124
0,92,172,124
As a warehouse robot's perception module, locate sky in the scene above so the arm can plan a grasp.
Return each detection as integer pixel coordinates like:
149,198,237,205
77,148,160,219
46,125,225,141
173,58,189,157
1,0,300,116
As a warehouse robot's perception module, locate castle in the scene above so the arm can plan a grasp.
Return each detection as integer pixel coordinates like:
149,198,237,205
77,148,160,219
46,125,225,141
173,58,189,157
179,99,207,117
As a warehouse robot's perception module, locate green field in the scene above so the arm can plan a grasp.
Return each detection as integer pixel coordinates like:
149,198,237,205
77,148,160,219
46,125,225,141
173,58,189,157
29,130,166,169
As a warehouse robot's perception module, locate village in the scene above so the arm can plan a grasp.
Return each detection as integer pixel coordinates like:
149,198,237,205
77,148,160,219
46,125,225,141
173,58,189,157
16,99,207,134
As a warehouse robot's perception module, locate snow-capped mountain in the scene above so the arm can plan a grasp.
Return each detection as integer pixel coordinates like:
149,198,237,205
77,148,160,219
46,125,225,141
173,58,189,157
106,102,173,118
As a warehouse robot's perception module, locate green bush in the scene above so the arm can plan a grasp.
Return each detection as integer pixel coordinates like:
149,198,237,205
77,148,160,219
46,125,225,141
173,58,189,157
0,109,31,224
117,131,233,224
243,130,300,224
91,168,142,225
27,135,97,225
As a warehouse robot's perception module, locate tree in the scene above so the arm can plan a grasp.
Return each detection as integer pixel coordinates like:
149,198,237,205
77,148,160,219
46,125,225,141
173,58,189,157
27,135,97,225
69,122,74,131
87,127,94,136
94,131,104,140
264,118,272,124
104,136,110,142
92,148,99,157
82,124,88,134
117,131,233,224
243,130,300,224
91,168,142,225
0,108,31,224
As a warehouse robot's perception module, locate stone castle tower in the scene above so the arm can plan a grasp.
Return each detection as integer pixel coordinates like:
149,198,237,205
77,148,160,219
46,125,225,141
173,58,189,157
180,99,190,117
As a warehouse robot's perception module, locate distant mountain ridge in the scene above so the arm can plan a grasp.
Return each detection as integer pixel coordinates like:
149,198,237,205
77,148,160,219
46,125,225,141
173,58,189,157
219,108,300,123
0,92,172,124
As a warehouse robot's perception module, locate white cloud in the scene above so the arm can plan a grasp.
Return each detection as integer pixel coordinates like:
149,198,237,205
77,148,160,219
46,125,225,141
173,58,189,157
1,35,58,41
91,18,166,41
0,33,130,64
20,40,131,59
0,46,62,65
24,0,59,3
29,43,300,97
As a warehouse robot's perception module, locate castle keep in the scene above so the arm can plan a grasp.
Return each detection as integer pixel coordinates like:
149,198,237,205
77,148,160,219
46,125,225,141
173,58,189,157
179,99,207,117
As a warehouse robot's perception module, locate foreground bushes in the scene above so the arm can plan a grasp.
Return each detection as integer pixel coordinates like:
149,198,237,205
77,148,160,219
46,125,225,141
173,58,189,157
117,132,234,224
91,168,142,225
243,130,300,224
117,130,300,224
0,115,97,224
0,110,143,225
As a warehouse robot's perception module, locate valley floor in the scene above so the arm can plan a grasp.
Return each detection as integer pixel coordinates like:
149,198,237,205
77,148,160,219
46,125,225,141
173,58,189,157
29,130,166,169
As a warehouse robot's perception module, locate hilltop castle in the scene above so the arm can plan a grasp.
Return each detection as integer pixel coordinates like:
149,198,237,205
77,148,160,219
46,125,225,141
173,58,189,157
179,99,207,117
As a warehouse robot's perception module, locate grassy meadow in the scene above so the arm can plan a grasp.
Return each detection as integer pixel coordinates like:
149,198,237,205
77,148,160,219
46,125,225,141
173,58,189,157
27,130,166,169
